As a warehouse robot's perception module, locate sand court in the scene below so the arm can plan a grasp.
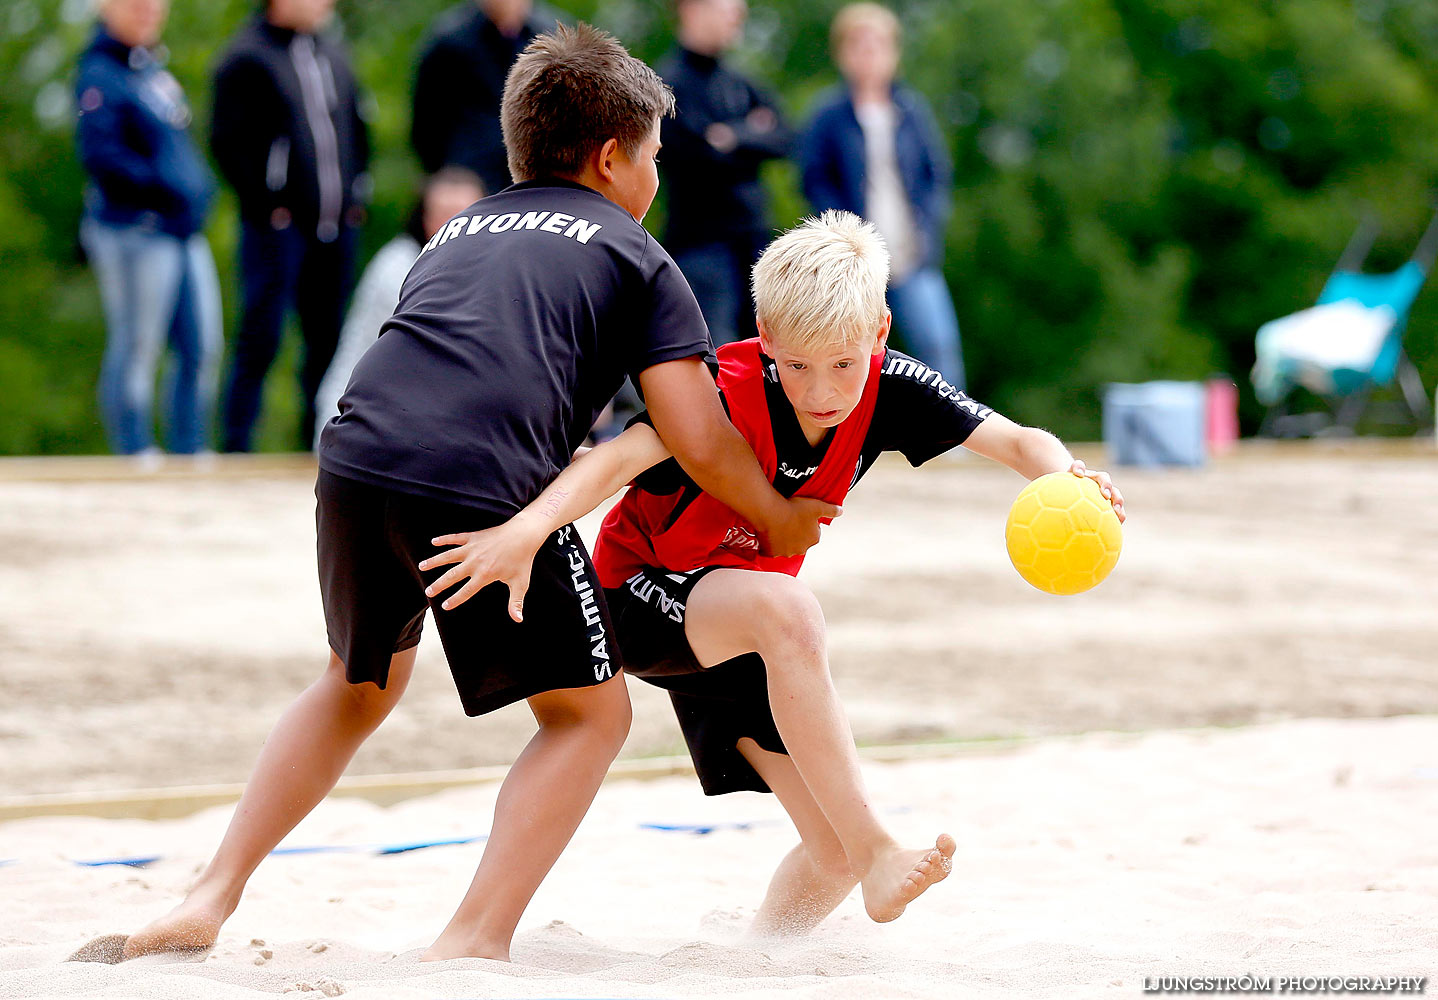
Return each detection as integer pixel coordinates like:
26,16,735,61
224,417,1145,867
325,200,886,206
2,445,1436,996
2,717,1435,998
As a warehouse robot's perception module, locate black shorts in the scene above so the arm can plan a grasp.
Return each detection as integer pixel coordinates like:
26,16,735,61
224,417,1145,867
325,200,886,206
605,565,786,796
316,470,619,717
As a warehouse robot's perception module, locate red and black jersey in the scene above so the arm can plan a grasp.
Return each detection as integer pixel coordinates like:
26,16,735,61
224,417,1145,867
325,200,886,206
594,337,991,588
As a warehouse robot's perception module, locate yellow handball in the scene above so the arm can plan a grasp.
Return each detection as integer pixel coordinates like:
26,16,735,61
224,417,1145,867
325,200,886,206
1005,472,1123,595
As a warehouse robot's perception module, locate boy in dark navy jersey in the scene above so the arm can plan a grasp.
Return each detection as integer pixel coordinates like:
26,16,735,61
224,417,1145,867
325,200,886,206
424,211,1127,933
81,24,834,966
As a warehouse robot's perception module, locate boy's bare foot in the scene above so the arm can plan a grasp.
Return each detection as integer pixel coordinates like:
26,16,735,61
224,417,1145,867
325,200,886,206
859,834,956,923
419,932,509,963
70,889,235,964
120,899,225,961
67,908,217,964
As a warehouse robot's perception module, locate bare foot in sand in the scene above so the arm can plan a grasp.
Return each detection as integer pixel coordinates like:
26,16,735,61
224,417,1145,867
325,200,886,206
120,896,228,960
70,888,234,964
860,834,956,923
419,932,509,963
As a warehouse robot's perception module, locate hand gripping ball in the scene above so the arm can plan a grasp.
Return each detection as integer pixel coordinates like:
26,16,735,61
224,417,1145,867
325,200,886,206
1005,473,1122,595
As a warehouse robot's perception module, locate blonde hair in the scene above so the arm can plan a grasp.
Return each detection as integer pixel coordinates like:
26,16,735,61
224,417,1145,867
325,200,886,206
830,2,901,54
751,210,890,351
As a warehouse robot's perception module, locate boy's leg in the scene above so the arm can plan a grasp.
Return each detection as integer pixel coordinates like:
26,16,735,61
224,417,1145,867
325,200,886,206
684,569,954,922
737,739,858,936
422,672,631,962
115,648,417,960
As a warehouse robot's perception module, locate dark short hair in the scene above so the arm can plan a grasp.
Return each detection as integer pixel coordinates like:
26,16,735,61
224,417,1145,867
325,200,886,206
501,22,675,183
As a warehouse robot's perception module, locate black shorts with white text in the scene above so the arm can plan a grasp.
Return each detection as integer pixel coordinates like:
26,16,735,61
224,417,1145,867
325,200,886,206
317,470,619,716
606,565,786,796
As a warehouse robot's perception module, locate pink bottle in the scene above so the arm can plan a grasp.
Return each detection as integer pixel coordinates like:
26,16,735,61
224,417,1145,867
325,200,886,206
1206,377,1239,455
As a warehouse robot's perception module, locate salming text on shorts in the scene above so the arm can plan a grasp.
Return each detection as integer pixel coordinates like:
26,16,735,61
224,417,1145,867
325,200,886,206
605,565,786,795
317,469,619,716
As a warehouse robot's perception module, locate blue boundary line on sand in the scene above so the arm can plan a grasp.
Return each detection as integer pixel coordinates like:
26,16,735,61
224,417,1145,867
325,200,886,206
0,818,796,868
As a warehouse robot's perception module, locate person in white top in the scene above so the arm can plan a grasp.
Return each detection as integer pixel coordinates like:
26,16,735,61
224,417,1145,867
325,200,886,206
799,2,965,387
312,167,484,449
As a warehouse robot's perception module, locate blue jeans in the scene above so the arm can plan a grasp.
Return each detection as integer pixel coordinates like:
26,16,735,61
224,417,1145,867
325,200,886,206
888,266,965,389
82,219,223,455
672,237,764,347
223,221,355,452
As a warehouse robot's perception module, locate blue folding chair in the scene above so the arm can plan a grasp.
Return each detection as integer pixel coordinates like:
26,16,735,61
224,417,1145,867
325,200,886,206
1256,210,1437,437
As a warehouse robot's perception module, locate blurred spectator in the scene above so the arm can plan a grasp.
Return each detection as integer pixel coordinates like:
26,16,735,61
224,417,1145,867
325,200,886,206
75,0,222,460
800,3,964,386
659,0,791,346
211,0,370,452
411,0,558,193
311,167,484,450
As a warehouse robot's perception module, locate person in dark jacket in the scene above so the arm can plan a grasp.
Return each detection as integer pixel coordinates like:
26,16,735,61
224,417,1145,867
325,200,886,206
211,0,370,452
658,0,792,346
799,3,964,387
411,0,558,193
76,0,223,459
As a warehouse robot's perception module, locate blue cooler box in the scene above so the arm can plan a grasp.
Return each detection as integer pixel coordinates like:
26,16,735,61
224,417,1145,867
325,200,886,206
1103,381,1206,467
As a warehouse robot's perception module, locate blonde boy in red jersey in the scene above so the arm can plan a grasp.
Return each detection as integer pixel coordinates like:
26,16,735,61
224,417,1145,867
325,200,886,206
423,211,1126,933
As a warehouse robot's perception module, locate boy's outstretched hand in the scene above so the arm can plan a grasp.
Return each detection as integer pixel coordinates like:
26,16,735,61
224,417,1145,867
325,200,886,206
759,496,843,557
1070,459,1126,523
420,517,546,621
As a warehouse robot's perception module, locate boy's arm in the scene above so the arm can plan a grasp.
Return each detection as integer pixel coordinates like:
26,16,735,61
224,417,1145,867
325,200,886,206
963,414,1126,521
638,357,839,556
418,423,672,618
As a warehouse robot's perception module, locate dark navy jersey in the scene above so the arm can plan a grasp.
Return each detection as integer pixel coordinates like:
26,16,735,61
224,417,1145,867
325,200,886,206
319,178,711,512
633,348,992,498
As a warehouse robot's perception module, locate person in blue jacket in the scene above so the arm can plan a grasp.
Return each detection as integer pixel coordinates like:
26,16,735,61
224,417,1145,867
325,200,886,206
75,0,222,458
798,2,965,389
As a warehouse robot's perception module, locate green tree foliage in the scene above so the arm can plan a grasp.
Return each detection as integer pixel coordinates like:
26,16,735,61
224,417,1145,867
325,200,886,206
2,0,1436,453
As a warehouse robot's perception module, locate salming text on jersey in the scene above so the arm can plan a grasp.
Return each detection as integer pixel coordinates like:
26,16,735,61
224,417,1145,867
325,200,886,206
778,461,819,480
883,354,991,419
